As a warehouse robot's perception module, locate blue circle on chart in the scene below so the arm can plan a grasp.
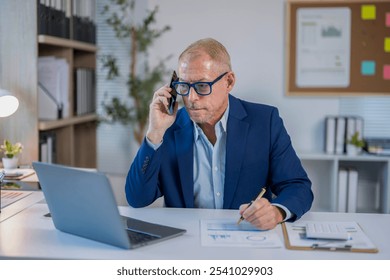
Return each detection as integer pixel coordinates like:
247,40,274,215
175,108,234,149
246,235,266,241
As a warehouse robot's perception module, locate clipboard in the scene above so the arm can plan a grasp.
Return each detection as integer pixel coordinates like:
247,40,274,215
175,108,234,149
281,221,378,253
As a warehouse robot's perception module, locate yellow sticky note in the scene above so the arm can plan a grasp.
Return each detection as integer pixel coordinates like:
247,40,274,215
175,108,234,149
361,5,376,20
385,38,390,53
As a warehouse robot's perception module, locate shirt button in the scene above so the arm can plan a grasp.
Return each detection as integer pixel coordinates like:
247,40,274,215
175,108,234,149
216,192,221,197
214,166,218,171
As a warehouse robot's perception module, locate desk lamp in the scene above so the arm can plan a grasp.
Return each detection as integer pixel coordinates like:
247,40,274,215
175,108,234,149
0,89,19,118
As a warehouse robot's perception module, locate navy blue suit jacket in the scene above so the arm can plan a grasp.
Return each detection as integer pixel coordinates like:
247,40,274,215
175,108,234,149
126,95,313,221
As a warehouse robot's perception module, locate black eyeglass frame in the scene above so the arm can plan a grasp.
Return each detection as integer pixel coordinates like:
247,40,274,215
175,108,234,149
172,72,228,96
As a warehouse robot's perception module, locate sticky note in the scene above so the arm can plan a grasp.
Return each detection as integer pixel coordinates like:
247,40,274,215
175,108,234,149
383,65,390,80
361,61,376,75
385,38,390,52
361,5,376,20
386,13,390,27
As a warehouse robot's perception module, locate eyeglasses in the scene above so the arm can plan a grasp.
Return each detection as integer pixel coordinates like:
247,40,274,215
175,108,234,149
172,72,228,96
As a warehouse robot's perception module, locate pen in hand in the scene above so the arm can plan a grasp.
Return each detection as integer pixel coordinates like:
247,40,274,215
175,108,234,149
237,187,266,225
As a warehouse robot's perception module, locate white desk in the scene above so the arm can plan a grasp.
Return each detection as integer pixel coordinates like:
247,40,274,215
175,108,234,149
0,201,389,260
1,168,41,222
0,191,44,222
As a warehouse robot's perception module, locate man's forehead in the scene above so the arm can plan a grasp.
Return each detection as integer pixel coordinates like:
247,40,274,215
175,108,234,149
179,59,214,71
178,60,216,82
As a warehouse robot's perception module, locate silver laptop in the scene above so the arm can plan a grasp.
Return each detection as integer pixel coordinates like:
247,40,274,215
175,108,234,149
32,162,186,249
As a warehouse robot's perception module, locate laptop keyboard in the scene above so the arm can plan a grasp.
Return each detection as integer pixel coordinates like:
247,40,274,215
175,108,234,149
126,229,160,244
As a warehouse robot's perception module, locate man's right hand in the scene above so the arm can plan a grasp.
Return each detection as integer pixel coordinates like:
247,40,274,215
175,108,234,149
146,84,178,145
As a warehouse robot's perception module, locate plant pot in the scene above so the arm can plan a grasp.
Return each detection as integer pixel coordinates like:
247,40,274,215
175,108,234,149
346,144,362,156
2,157,18,170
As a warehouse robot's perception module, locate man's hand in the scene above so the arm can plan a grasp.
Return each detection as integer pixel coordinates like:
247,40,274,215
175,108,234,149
239,198,284,230
146,85,178,144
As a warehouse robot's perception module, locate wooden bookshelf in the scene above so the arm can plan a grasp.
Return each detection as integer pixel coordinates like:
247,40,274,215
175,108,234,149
39,114,98,131
38,35,97,52
0,0,97,168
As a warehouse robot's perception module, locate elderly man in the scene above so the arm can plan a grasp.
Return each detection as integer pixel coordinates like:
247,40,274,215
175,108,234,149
125,38,313,230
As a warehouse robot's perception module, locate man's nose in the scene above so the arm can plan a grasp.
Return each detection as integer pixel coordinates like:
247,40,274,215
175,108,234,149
187,86,199,102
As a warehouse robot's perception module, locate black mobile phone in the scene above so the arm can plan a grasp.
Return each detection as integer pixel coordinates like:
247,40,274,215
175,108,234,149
168,71,178,115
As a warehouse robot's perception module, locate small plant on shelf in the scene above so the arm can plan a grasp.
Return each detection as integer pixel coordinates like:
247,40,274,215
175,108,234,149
348,132,365,148
1,139,23,169
346,131,365,156
0,139,23,159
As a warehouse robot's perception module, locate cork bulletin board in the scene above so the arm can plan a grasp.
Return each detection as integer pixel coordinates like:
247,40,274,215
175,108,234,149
286,0,390,95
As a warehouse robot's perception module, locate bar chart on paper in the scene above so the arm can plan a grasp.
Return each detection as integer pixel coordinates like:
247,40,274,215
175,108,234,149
200,219,282,248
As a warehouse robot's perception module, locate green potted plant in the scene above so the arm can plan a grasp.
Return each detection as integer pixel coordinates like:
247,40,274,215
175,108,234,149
347,131,365,155
0,139,23,169
100,0,171,144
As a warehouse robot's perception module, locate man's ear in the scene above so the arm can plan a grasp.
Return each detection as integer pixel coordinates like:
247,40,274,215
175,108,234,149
226,71,236,91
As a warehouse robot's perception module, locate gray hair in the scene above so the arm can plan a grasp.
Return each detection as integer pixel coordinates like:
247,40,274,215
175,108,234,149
178,38,232,71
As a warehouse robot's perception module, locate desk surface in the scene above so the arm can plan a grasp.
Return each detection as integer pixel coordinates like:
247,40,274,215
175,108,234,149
0,201,389,260
0,191,44,222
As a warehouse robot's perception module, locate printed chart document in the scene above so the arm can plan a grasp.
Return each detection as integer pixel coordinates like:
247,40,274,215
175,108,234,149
200,219,282,248
296,7,351,87
282,220,378,253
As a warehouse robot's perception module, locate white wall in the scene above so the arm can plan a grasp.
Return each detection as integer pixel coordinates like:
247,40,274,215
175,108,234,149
97,0,342,175
147,0,340,153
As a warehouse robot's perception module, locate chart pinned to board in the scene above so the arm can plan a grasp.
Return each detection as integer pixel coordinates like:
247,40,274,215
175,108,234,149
286,0,390,95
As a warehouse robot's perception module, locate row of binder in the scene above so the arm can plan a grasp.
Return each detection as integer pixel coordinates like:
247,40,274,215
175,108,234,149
72,0,96,44
37,0,96,44
324,115,364,154
38,0,69,39
72,14,96,44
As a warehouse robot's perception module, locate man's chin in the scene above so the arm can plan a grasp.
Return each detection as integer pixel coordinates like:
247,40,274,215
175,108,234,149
188,112,205,124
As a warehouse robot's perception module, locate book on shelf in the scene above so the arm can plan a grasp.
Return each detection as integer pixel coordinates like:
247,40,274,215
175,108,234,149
337,167,359,213
337,168,348,212
345,117,356,154
324,115,364,155
324,116,336,154
335,117,346,154
355,117,363,139
74,68,96,116
347,168,358,213
39,132,57,164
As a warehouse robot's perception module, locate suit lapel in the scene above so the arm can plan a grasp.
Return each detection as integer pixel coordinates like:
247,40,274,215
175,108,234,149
175,113,194,208
223,95,249,208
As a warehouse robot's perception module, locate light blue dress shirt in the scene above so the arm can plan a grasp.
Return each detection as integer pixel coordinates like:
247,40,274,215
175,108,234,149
192,106,228,209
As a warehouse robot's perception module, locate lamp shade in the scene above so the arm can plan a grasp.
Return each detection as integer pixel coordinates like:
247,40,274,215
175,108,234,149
0,89,19,117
